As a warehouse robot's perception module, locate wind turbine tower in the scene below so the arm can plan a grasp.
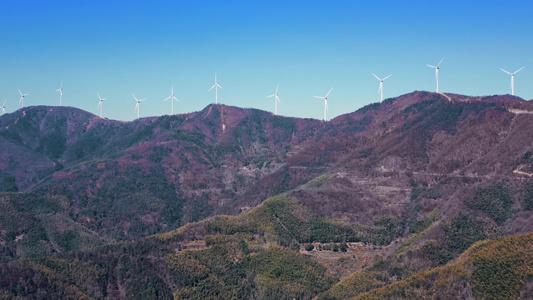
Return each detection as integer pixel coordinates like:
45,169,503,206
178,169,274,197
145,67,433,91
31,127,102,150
209,73,222,104
427,58,444,93
313,87,333,121
500,66,525,96
56,81,63,106
132,93,146,119
372,74,392,102
18,89,28,108
266,83,281,115
164,85,180,115
97,92,106,118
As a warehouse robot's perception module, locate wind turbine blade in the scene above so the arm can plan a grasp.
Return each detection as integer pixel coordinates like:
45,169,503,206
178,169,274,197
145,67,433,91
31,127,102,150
267,94,275,98
313,96,324,99
500,68,512,75
437,57,444,67
427,64,437,69
325,87,333,98
514,66,526,74
97,101,101,109
18,89,22,96
276,95,280,103
372,73,381,80
275,83,279,93
383,74,392,80
164,96,172,101
209,84,215,91
216,83,222,89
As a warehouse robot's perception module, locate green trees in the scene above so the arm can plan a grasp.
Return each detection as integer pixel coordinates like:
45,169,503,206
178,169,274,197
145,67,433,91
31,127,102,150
464,182,513,224
443,214,494,254
523,182,533,210
1,175,18,192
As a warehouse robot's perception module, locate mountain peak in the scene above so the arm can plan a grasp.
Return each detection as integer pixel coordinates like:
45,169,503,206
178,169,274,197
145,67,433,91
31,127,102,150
3,91,533,299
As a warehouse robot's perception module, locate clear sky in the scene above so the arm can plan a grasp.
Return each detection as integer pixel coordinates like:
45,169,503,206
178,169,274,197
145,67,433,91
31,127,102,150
1,1,532,121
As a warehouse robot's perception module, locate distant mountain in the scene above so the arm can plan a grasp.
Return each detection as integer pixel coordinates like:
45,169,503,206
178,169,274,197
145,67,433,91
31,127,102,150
1,104,325,240
1,91,533,298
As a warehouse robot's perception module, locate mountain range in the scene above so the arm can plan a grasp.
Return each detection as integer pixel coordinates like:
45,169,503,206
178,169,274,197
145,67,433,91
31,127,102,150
1,91,533,299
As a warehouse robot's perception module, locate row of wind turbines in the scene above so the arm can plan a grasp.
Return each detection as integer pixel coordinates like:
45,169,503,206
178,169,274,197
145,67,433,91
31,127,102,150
425,58,526,96
97,75,221,120
2,60,527,121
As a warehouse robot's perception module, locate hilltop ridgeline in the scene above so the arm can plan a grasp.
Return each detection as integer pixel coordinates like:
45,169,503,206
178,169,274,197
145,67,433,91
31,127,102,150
1,91,533,298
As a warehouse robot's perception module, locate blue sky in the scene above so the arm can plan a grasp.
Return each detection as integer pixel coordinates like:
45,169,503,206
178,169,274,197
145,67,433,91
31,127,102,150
1,1,532,121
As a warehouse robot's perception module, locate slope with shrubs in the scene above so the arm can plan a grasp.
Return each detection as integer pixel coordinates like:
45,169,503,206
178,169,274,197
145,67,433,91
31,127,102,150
320,177,533,300
0,193,105,262
0,187,404,299
348,232,533,299
2,176,531,299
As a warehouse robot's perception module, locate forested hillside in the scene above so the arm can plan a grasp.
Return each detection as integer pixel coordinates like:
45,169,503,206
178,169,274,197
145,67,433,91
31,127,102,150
1,91,533,299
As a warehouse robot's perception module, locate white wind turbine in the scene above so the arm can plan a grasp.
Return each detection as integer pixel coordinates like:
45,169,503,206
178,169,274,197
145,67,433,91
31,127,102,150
266,83,281,115
1,100,6,115
427,57,444,93
208,73,222,104
133,93,146,119
18,89,28,108
500,66,525,96
56,81,63,106
164,85,180,115
372,74,392,102
97,92,106,118
313,87,333,121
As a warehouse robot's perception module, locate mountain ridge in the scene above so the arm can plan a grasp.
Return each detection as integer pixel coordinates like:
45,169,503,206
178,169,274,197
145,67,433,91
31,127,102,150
2,91,533,232
2,91,533,298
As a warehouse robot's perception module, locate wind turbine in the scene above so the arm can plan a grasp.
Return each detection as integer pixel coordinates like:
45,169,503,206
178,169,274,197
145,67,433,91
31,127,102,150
18,89,28,108
500,66,525,96
372,74,392,102
266,83,281,115
97,92,106,118
313,87,333,121
56,81,63,106
164,85,180,115
1,100,6,115
132,93,146,119
208,73,222,104
427,57,444,93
